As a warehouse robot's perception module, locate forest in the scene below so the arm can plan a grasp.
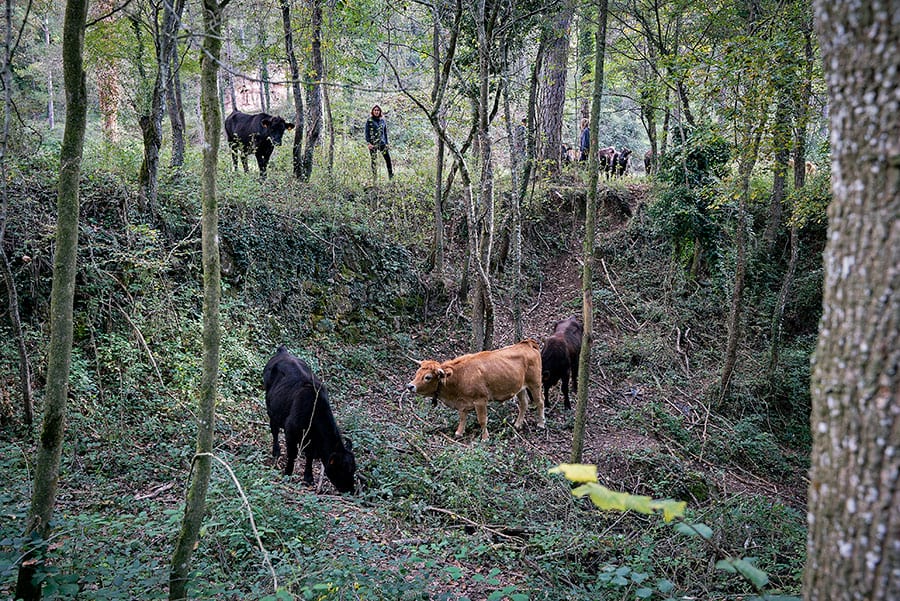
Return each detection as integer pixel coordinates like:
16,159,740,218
0,0,897,600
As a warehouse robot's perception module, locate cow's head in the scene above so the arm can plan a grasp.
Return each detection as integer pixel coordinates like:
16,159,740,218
406,360,451,395
261,116,296,146
325,438,356,494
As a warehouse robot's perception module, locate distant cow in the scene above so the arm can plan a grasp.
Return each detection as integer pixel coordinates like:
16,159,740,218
263,346,356,493
405,339,545,441
225,110,295,178
612,148,632,177
597,146,616,179
541,316,584,410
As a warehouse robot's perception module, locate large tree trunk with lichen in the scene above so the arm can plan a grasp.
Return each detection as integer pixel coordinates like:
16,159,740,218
14,0,88,598
803,3,900,599
168,0,223,598
537,7,573,173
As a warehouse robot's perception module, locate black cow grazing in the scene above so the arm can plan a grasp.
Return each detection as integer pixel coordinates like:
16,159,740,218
540,316,585,410
225,110,294,178
263,346,356,493
612,148,632,177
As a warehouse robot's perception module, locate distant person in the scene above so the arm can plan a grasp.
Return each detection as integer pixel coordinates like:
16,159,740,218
365,104,393,181
578,118,590,162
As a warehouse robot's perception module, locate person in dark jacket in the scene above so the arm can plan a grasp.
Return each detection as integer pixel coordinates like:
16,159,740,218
578,118,590,162
365,104,394,180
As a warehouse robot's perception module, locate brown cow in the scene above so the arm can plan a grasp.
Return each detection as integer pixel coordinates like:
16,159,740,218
406,339,545,441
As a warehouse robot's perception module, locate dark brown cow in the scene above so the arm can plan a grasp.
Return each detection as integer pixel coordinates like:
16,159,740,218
405,339,545,441
541,316,584,410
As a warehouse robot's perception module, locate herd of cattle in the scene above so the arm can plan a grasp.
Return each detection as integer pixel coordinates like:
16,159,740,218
264,316,586,494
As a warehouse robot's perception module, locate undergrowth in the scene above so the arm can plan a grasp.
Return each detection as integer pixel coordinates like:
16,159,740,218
0,134,812,599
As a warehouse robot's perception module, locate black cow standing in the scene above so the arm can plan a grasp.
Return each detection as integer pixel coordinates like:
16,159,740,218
541,316,585,410
225,110,294,178
263,346,356,493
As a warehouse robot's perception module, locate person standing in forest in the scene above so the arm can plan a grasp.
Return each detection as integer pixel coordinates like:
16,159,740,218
365,104,393,181
578,118,590,162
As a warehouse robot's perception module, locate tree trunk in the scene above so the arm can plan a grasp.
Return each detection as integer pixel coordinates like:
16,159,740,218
718,130,762,403
95,0,119,142
168,0,224,598
300,0,324,181
166,0,187,167
804,4,900,598
501,45,522,341
767,23,814,384
764,91,791,254
470,0,496,352
14,0,88,598
224,32,237,112
538,6,573,172
42,16,54,129
281,0,305,179
258,23,270,112
136,1,176,216
1,0,33,424
572,0,608,464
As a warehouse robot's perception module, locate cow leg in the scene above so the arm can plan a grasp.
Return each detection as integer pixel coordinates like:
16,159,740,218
270,423,281,459
302,449,315,486
240,153,249,173
455,409,468,438
561,368,572,410
531,385,546,429
475,404,489,441
514,391,528,430
284,428,299,476
256,153,268,179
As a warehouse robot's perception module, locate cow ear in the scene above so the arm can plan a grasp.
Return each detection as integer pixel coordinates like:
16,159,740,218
261,119,271,129
285,122,295,131
439,367,453,380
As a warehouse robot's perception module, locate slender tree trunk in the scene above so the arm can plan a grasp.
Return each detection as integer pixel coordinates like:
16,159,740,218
42,16,54,129
300,0,324,181
767,24,814,383
764,91,791,254
1,0,33,425
258,22,270,112
502,45,522,341
470,0,496,351
95,0,119,142
538,6,573,172
572,0,608,464
718,129,762,403
224,32,237,112
168,0,225,598
281,0,305,179
14,0,89,597
805,3,900,599
166,0,187,167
